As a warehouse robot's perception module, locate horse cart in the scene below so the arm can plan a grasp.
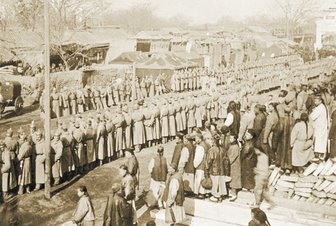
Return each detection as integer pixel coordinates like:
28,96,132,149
0,80,24,118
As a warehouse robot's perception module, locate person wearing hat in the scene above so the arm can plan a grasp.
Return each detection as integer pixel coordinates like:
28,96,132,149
84,119,96,170
193,133,210,199
148,146,168,208
125,148,139,190
51,130,63,185
1,140,17,198
119,164,137,225
241,129,257,191
132,107,145,153
187,101,196,134
297,83,309,113
96,116,107,166
17,131,33,194
181,134,195,195
103,183,133,226
160,103,169,144
61,124,75,178
224,101,240,138
104,114,115,162
162,163,186,225
171,132,186,170
152,103,161,145
34,130,45,191
123,107,133,149
238,104,255,142
206,133,227,202
76,88,86,113
167,103,177,141
60,87,70,117
50,87,61,118
73,121,86,174
143,105,155,147
227,133,241,201
29,120,38,144
310,94,328,160
4,128,19,178
251,145,275,209
68,90,78,115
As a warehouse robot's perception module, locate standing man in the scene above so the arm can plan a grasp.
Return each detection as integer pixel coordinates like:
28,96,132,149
51,131,63,185
310,94,328,160
84,119,96,170
148,146,168,208
0,141,17,198
96,117,107,166
119,165,137,226
252,147,275,209
73,121,86,174
193,133,210,199
17,132,33,194
182,135,195,195
34,130,45,191
4,128,19,179
61,124,75,178
103,183,133,226
163,164,186,225
125,149,139,191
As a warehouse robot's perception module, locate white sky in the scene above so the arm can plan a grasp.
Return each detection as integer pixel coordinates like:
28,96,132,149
106,0,336,24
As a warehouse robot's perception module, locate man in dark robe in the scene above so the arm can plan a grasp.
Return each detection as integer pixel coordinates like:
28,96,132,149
274,107,293,174
103,183,133,226
241,129,257,191
125,149,139,190
170,133,185,168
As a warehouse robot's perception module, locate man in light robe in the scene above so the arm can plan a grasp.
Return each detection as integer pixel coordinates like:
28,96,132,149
310,94,328,160
193,133,210,199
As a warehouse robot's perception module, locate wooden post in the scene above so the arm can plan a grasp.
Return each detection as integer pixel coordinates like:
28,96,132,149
44,0,51,199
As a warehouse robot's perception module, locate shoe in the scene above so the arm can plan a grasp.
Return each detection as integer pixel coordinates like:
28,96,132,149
209,196,220,202
197,194,205,199
229,195,237,202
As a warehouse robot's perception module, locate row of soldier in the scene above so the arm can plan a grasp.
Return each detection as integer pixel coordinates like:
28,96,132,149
2,57,336,199
45,74,167,118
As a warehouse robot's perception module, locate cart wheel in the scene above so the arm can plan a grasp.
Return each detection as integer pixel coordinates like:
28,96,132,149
14,96,24,115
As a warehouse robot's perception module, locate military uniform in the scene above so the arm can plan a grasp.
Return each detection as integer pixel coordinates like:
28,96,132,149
51,132,63,184
72,123,86,172
61,126,75,174
69,91,77,115
96,118,107,164
51,90,61,118
1,141,17,196
17,136,33,193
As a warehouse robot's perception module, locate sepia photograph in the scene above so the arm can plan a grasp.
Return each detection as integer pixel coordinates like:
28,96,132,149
0,0,336,225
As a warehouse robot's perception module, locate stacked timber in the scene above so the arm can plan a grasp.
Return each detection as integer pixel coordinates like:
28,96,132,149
268,159,336,207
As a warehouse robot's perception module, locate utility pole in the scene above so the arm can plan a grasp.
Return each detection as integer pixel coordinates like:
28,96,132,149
44,0,51,199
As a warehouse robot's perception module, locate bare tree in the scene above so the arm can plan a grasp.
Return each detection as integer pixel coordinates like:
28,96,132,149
14,0,43,31
276,0,318,38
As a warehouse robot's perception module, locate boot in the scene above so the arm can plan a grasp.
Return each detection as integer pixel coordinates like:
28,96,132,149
54,178,60,185
34,184,42,191
18,186,24,195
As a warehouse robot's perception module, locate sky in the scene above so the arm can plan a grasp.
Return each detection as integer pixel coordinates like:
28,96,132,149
106,0,336,24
